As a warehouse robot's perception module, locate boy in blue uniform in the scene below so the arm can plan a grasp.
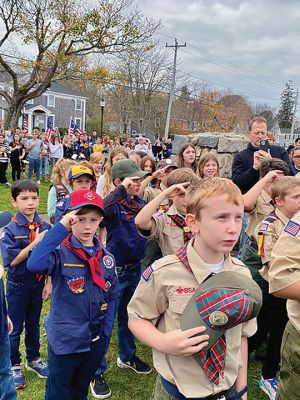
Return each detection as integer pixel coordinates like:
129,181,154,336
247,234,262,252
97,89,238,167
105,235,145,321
0,180,51,389
90,159,152,399
27,190,119,400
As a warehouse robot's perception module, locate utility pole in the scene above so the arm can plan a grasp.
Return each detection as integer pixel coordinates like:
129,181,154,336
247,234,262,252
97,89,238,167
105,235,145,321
291,89,298,143
164,38,186,139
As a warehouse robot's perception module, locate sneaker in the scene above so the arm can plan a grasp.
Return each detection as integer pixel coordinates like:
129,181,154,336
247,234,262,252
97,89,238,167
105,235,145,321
259,377,278,400
11,365,25,390
5,182,11,187
90,374,111,399
37,180,40,184
117,355,152,374
26,357,48,378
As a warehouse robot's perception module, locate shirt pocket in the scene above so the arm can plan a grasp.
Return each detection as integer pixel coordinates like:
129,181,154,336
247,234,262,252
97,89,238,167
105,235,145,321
162,224,182,239
168,294,192,325
61,267,86,296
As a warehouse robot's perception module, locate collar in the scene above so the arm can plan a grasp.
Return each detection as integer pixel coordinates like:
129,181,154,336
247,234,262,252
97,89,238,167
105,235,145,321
69,234,103,255
247,143,258,152
124,194,143,205
185,239,234,285
15,211,42,226
275,208,289,225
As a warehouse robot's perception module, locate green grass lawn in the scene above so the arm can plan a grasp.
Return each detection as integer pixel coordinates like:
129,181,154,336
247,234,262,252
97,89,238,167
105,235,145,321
0,172,267,400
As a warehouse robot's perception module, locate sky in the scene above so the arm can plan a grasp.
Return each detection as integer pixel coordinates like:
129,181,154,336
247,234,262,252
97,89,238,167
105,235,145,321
138,0,300,112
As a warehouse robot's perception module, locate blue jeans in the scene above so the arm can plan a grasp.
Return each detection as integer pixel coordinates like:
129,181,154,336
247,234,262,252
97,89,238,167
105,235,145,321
95,265,141,375
0,334,16,400
6,276,44,366
28,158,41,181
45,340,102,400
41,156,49,178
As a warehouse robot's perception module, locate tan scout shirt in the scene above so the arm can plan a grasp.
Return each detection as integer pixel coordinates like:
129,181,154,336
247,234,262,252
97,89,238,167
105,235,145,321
128,241,257,398
143,183,169,211
138,205,187,256
253,208,288,281
245,190,274,239
270,210,300,333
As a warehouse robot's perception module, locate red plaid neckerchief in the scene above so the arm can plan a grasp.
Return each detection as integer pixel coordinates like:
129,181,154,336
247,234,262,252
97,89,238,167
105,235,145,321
12,215,44,281
175,243,226,385
62,234,106,291
119,198,143,216
169,214,193,244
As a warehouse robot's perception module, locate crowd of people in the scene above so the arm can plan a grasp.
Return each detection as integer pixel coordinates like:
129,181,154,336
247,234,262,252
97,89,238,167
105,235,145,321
1,116,300,400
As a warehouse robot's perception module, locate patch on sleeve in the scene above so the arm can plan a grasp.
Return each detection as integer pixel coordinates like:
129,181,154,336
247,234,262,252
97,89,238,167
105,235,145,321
0,231,5,240
284,220,300,237
259,223,269,232
142,265,154,281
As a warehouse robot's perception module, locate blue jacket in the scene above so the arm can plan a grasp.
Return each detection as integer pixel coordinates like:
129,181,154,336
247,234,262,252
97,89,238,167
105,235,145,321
232,143,291,194
103,185,147,266
27,223,119,355
0,276,8,341
0,211,51,279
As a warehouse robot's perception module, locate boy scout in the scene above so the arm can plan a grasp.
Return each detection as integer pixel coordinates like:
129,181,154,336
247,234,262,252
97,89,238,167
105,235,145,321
269,210,300,400
241,158,289,281
135,168,200,256
252,176,300,400
128,177,258,400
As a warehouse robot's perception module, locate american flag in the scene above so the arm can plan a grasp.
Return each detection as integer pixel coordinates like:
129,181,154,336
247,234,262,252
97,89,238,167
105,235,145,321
69,119,84,136
46,116,53,142
22,113,28,134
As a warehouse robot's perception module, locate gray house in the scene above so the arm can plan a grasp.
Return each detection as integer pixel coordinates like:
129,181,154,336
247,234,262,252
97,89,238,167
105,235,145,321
0,82,87,133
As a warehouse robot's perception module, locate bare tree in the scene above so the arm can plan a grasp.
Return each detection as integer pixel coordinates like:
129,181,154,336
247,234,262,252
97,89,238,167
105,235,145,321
0,0,159,128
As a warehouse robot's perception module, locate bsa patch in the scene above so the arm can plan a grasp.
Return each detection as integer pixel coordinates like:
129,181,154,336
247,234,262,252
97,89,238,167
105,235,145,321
259,223,269,232
284,220,300,237
142,265,153,281
103,255,114,269
67,276,85,294
209,311,228,327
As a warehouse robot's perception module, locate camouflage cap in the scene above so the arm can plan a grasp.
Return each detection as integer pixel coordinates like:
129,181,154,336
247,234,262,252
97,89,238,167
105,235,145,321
180,271,262,351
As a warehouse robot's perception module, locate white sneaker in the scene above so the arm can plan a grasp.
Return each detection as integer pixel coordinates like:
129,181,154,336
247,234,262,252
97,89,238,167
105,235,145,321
259,377,278,400
37,180,40,184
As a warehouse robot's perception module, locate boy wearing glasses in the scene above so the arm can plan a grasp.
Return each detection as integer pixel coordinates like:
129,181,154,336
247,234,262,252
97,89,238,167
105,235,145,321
90,159,152,399
291,146,300,176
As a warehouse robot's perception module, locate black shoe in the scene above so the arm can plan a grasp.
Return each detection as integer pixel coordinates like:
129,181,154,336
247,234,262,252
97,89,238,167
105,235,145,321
117,355,152,374
90,375,111,399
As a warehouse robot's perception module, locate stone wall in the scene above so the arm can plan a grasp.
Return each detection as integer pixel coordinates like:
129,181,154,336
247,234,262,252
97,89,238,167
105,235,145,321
172,132,249,178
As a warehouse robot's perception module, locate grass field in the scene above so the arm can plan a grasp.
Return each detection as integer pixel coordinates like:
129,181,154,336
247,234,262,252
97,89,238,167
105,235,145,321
0,172,267,400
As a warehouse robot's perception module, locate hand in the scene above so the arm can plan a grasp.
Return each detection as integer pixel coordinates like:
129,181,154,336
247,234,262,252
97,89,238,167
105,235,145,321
122,177,140,190
164,182,190,199
31,229,48,246
160,326,209,356
42,280,52,301
253,150,271,170
7,317,13,334
60,210,79,230
152,169,165,180
263,169,284,183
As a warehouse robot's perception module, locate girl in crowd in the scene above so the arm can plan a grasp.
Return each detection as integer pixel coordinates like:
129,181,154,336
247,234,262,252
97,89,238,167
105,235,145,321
9,132,25,181
47,158,77,223
0,134,10,186
96,147,129,197
89,152,105,183
49,136,63,169
177,143,198,173
198,152,220,178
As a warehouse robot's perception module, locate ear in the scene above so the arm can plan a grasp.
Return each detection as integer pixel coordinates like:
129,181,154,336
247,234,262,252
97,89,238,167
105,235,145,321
11,198,17,208
185,213,200,234
274,196,283,207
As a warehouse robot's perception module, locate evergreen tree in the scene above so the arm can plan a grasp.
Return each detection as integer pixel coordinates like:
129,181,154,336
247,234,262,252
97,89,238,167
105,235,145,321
277,80,295,128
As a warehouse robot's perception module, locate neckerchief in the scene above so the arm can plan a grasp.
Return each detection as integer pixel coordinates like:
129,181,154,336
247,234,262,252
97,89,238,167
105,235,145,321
176,243,225,385
119,197,143,216
62,234,106,291
169,214,193,244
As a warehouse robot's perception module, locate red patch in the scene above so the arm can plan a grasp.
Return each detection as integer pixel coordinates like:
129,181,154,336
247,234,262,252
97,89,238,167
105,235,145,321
176,287,196,295
84,192,95,201
67,277,85,294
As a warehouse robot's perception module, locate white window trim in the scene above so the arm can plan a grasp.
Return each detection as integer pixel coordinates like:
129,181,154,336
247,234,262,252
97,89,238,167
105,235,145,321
75,117,82,129
27,99,34,104
75,99,82,111
47,94,55,107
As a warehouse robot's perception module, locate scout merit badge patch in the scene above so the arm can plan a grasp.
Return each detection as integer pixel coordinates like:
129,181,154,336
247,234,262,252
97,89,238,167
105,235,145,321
284,220,300,237
103,255,114,269
67,277,85,294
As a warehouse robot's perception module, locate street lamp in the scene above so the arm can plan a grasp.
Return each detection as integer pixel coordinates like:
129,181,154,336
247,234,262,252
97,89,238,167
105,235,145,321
100,96,105,138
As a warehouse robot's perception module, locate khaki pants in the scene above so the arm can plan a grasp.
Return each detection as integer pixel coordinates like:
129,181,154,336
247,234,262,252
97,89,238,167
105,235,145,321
277,321,300,400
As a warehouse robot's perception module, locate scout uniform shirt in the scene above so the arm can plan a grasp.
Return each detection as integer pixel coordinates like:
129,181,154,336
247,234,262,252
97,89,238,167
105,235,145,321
127,240,257,398
245,189,274,240
138,204,189,256
143,182,169,211
269,210,300,334
253,208,288,282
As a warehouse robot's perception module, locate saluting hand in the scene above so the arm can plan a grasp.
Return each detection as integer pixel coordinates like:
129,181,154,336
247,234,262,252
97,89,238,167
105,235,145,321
160,326,209,356
60,210,79,230
164,182,190,199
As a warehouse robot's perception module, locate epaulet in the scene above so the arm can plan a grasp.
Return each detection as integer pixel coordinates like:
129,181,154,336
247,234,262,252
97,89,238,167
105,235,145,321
264,216,276,223
151,254,179,271
231,257,248,269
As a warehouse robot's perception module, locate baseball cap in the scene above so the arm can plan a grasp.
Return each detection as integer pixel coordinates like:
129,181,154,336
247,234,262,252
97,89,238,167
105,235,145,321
111,159,151,181
158,159,177,170
68,190,104,215
68,165,93,180
180,271,262,351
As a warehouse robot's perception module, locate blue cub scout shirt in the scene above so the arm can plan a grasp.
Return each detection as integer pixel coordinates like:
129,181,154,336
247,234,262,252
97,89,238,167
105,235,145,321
27,224,119,355
0,211,51,278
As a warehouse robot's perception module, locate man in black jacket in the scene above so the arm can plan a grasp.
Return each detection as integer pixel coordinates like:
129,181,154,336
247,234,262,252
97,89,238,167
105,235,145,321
232,116,290,194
